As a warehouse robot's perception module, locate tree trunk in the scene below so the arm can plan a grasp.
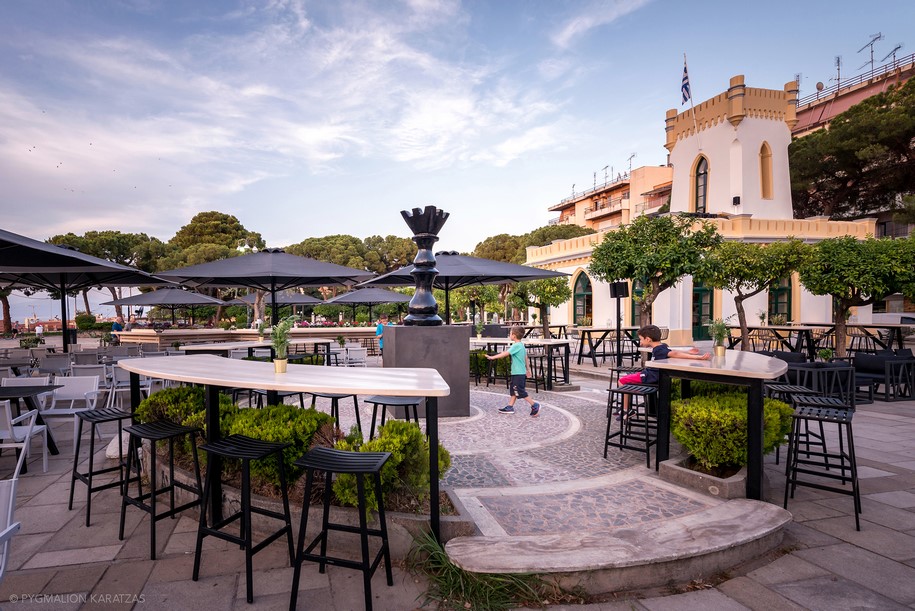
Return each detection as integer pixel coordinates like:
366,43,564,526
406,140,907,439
254,291,265,326
107,287,123,319
539,304,550,338
835,301,849,358
734,294,749,351
639,297,654,327
0,294,11,333
82,289,92,315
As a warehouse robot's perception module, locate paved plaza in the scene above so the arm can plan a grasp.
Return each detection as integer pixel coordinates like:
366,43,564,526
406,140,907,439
2,338,915,609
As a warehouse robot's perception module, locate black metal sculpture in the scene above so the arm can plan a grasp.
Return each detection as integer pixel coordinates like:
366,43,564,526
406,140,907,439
401,206,450,326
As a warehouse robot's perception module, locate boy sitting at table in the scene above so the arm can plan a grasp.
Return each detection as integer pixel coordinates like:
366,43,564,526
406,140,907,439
615,324,710,419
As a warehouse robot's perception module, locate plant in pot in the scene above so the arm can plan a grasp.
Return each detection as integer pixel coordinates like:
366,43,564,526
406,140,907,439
706,317,731,356
817,347,834,362
335,334,346,348
757,310,767,325
272,315,299,373
474,321,484,339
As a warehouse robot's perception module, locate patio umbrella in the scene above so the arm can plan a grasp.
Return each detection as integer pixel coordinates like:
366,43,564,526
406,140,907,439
157,248,372,325
228,291,324,325
325,287,411,322
0,227,166,352
101,287,224,325
359,251,568,324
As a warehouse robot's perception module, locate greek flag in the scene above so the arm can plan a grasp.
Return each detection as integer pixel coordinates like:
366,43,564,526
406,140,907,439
681,60,691,105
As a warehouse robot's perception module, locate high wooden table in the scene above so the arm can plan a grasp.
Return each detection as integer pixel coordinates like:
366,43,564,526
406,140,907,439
726,325,820,360
0,384,62,471
576,326,641,367
645,351,787,500
802,322,912,352
180,339,333,364
120,355,451,540
469,338,572,389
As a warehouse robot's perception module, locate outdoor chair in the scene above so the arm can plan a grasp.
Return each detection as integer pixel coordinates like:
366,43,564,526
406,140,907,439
0,368,12,381
345,346,368,367
605,384,658,468
1,376,53,409
72,351,100,366
0,403,47,473
308,392,362,434
36,354,71,378
107,364,152,409
852,352,914,402
527,349,547,393
0,412,32,587
141,351,168,358
228,349,248,360
41,375,102,453
364,396,422,440
5,349,30,360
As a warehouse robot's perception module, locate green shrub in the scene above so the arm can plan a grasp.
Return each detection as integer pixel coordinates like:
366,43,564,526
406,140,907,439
75,312,97,330
334,420,451,515
136,386,207,424
227,405,334,486
671,393,793,470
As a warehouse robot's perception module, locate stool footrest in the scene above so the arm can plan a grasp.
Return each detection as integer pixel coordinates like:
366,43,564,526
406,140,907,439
123,496,200,522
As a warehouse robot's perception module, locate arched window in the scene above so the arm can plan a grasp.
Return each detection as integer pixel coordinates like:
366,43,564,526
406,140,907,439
573,274,592,325
694,156,709,213
759,142,773,199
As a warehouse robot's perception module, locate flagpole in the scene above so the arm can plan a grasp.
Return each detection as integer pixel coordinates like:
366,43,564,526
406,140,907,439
684,53,702,152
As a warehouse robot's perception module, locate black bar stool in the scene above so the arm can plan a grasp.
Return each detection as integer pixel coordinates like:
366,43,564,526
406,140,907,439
526,351,547,393
290,447,393,611
119,421,203,559
68,407,135,527
308,392,362,434
364,396,422,439
605,384,658,468
193,434,294,604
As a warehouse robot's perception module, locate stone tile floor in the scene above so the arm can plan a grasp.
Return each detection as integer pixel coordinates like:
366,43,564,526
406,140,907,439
1,352,914,609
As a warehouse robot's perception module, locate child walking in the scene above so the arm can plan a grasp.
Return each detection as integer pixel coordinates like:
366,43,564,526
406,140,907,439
486,326,541,417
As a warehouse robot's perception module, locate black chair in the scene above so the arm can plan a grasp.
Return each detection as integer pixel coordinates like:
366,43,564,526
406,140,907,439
308,392,362,434
469,349,487,386
526,350,547,393
193,435,295,604
364,396,422,439
68,407,135,527
119,421,203,559
852,352,915,402
604,384,657,468
252,389,306,409
290,447,393,611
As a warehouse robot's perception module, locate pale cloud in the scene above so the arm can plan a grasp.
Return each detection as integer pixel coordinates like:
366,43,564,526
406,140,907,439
551,0,653,49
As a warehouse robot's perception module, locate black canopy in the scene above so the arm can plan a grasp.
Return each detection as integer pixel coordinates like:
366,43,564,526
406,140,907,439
158,248,372,325
0,227,166,351
101,287,224,325
325,287,411,322
229,291,324,306
359,251,567,323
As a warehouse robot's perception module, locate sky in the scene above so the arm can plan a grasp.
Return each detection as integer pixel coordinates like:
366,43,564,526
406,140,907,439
2,0,914,322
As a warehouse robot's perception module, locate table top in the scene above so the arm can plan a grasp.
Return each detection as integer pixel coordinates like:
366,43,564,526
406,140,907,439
120,355,451,397
800,322,913,329
644,350,787,380
577,326,642,333
727,325,820,332
0,358,33,368
0,385,61,399
180,339,332,352
469,338,571,347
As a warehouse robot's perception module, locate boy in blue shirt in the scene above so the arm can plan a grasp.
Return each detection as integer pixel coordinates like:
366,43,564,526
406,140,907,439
486,326,541,417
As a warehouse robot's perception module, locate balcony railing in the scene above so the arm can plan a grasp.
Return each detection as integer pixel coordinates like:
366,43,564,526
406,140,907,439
548,215,576,226
797,52,915,107
583,197,627,220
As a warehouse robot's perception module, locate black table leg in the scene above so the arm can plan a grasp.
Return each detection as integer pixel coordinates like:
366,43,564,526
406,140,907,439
545,346,554,391
656,372,672,471
426,396,440,543
129,372,142,420
205,384,223,523
23,394,60,455
746,379,764,500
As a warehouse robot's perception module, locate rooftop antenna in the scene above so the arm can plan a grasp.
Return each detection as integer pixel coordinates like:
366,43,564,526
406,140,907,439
830,56,842,88
593,171,597,190
571,183,575,197
882,43,904,65
794,72,802,97
627,153,637,176
602,165,609,183
857,32,884,73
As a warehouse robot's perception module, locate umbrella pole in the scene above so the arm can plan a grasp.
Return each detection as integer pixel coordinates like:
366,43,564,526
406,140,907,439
445,289,451,325
171,307,176,325
59,277,69,353
271,279,279,327
369,304,373,322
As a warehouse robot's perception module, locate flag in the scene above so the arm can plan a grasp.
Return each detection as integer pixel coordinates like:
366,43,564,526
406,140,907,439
681,59,691,105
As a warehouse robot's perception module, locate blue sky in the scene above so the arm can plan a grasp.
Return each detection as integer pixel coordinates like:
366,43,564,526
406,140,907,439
2,0,913,321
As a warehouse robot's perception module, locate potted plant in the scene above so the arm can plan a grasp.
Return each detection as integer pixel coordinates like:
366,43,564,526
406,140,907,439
817,347,834,362
530,312,538,326
257,320,265,341
335,334,346,348
474,321,484,339
757,310,767,325
707,317,730,356
272,315,299,373
578,315,592,327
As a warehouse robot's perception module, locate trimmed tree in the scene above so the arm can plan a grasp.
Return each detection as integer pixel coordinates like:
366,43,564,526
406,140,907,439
588,215,721,326
700,240,810,350
799,236,915,357
509,278,573,337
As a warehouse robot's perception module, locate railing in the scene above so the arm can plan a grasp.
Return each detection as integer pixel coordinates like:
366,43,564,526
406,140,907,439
584,197,627,219
558,172,630,206
548,215,576,226
797,53,915,107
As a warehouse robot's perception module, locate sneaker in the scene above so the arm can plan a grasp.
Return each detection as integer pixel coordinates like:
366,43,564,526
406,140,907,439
530,403,540,417
498,405,515,414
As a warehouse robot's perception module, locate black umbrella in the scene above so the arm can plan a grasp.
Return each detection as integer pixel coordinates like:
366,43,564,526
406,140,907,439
325,287,411,322
101,287,224,325
359,251,567,323
158,248,372,325
0,227,165,352
229,291,324,306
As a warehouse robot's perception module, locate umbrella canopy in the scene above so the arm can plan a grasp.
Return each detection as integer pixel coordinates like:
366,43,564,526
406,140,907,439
158,248,372,325
0,227,166,351
229,291,324,306
325,287,411,322
101,287,224,325
359,251,568,323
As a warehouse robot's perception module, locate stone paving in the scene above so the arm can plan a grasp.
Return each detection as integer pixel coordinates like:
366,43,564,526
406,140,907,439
2,335,915,609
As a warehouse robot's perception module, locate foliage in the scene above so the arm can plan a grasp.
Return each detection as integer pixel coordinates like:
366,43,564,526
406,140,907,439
271,315,299,359
589,215,721,326
699,240,809,348
135,386,233,425
473,225,595,264
508,277,572,335
475,320,485,335
286,234,416,275
799,236,915,356
706,317,731,345
408,531,571,611
74,312,97,330
19,336,41,348
334,420,451,515
168,211,264,253
227,405,334,485
671,394,794,470
0,288,11,333
451,285,500,320
817,348,834,362
790,78,915,219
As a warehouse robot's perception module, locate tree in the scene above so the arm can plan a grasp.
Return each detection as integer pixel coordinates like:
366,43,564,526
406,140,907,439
700,240,809,349
451,285,500,323
588,215,721,326
170,211,264,252
362,235,418,274
799,236,915,357
790,78,915,219
473,225,594,264
509,278,573,336
0,288,11,333
286,235,367,274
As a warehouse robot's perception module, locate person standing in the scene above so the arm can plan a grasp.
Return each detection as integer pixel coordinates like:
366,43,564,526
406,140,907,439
376,314,391,355
486,326,541,417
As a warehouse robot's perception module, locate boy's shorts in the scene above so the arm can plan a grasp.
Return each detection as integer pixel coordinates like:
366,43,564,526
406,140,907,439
510,374,529,399
619,372,643,385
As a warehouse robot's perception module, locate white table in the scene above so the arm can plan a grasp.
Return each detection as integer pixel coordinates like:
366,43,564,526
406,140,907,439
645,351,787,500
180,339,333,364
120,355,451,539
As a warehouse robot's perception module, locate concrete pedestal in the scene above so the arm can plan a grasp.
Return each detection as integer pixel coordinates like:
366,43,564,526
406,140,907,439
384,325,470,417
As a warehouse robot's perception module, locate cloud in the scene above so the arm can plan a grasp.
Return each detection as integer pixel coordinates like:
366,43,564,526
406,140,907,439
551,0,653,49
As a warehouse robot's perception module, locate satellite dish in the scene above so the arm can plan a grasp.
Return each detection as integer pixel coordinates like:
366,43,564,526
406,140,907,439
816,82,825,91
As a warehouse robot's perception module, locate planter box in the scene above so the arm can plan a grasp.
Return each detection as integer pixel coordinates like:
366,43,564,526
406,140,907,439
659,457,748,499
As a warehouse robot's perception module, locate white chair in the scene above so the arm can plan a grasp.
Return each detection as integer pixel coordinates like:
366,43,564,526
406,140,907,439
229,349,248,360
1,376,52,409
41,376,101,454
107,365,151,410
0,411,29,586
0,402,47,473
141,351,168,358
345,347,368,367
328,344,345,366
